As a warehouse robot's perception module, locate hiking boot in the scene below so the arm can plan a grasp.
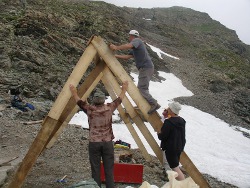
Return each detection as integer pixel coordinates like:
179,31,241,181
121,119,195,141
147,103,161,114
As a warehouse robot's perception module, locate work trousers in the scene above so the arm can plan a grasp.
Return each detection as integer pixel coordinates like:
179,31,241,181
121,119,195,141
89,141,114,188
138,67,157,105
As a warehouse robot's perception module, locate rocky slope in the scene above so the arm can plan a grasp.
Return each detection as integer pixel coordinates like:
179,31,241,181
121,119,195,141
0,0,249,187
1,0,249,127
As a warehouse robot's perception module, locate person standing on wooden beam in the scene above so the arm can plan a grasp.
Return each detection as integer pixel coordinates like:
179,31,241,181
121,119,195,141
69,81,128,188
109,30,161,114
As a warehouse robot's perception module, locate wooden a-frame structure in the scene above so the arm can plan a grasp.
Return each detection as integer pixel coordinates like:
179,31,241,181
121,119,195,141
8,36,210,188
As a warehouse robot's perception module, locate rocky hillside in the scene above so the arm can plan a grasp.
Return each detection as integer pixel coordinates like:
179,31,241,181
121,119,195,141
1,0,250,129
0,0,250,187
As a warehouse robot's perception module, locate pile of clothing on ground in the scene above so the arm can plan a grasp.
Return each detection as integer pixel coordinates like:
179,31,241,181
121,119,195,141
9,88,35,112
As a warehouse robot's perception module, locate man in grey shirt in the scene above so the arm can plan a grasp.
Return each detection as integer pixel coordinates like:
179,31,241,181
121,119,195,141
110,30,160,114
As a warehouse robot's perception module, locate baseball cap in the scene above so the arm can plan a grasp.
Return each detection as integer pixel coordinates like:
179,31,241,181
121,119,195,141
129,30,139,37
93,90,105,105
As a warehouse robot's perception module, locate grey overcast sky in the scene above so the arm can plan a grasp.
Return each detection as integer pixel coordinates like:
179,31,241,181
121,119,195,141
94,0,250,45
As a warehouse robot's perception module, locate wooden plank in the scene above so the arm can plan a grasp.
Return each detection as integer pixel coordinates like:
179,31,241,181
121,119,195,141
130,115,162,163
102,67,163,163
90,36,162,133
58,60,105,122
46,61,105,148
48,44,97,120
102,75,152,162
181,152,211,188
45,121,68,149
8,116,58,188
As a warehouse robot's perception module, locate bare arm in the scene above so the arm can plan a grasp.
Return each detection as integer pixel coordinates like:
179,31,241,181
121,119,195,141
110,43,133,51
69,84,81,103
115,54,133,60
118,81,128,100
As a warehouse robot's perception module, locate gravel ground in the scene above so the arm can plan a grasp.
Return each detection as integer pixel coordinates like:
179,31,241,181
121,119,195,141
0,107,239,188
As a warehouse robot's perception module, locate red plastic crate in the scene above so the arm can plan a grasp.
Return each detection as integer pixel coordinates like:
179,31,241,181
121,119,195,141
101,163,143,184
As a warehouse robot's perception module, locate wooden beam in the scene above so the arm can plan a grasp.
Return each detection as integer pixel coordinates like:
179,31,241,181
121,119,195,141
8,116,59,188
102,67,163,163
59,60,105,123
130,115,162,162
46,121,68,149
180,152,211,188
90,36,163,133
48,44,97,120
102,75,152,162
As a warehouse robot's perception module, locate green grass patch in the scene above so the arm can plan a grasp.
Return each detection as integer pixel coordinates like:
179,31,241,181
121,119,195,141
199,49,250,81
0,11,25,23
212,61,231,68
192,23,220,32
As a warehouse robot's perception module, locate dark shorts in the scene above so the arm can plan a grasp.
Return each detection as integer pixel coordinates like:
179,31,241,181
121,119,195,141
164,150,182,168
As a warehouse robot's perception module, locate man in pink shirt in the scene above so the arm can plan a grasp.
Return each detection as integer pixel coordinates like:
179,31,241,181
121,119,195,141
69,81,128,188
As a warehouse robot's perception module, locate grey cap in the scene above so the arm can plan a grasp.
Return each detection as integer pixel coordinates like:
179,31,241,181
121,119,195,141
93,89,105,105
94,91,105,98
